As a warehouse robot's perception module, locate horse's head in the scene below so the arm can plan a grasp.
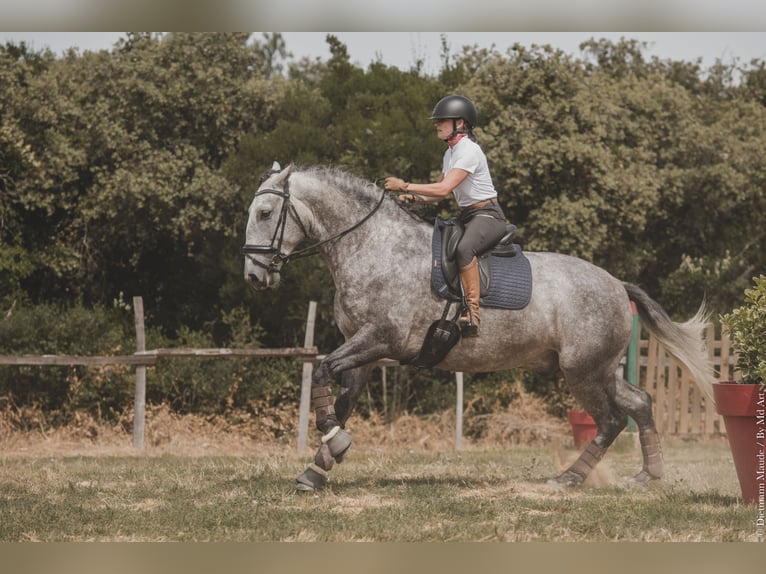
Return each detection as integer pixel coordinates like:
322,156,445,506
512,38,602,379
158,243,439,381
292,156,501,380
243,162,307,290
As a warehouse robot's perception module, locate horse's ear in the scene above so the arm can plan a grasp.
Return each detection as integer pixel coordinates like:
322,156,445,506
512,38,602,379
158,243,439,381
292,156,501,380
272,163,294,187
258,162,293,188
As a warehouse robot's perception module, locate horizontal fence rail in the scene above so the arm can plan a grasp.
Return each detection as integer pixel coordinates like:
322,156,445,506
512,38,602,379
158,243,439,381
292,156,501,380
143,347,319,359
0,347,320,366
0,354,158,366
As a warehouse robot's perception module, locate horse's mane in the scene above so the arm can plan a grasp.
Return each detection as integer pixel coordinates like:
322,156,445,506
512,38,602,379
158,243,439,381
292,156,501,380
299,165,383,203
259,164,429,225
313,166,440,226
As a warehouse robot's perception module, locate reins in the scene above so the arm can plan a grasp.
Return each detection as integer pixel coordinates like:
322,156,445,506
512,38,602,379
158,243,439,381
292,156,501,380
242,174,388,271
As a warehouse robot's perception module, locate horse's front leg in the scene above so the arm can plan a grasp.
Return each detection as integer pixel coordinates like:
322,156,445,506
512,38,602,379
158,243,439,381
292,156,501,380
335,364,373,430
296,326,388,492
295,365,371,492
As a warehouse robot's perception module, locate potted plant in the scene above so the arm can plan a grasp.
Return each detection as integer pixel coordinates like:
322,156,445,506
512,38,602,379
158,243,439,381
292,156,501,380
715,275,766,505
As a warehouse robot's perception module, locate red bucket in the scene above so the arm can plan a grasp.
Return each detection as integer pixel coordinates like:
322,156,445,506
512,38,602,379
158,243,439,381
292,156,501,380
567,410,598,448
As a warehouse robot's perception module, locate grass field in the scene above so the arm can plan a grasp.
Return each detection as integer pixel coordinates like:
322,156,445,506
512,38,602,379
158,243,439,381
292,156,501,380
0,435,760,542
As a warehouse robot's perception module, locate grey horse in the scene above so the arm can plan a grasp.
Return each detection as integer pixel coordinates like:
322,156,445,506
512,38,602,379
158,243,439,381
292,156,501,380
243,163,715,492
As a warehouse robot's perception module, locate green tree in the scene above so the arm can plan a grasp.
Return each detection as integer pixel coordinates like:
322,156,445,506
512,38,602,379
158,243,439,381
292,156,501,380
464,43,662,277
1,33,286,331
3,34,766,418
0,41,69,301
454,40,766,315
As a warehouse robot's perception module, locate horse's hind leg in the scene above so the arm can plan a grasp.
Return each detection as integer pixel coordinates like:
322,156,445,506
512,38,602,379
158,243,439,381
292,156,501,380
551,413,627,488
612,377,663,484
549,370,628,488
550,372,663,488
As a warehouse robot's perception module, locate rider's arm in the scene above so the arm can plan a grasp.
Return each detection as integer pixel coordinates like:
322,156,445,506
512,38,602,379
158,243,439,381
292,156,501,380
408,172,446,202
404,168,468,199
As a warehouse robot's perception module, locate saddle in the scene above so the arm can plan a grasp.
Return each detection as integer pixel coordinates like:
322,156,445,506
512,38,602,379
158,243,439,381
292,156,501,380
435,217,518,300
431,217,532,309
404,217,533,369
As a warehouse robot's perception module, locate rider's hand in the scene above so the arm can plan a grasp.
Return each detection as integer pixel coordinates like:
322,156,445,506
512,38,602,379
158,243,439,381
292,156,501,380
384,177,409,192
396,194,417,204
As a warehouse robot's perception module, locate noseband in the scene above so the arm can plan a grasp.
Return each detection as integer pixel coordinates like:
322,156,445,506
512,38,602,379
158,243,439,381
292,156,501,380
242,174,387,272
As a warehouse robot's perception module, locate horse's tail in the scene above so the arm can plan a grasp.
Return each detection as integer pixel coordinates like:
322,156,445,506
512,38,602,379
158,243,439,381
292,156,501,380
623,282,716,404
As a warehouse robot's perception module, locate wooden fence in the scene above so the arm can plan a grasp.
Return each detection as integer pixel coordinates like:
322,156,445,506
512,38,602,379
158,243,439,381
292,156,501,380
636,325,739,437
0,297,319,450
0,296,740,449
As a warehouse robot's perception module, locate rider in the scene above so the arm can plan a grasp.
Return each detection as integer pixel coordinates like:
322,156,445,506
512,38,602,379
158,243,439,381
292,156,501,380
385,95,507,337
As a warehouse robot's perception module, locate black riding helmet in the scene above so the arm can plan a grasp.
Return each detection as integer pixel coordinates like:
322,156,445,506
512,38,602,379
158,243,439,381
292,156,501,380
430,95,478,140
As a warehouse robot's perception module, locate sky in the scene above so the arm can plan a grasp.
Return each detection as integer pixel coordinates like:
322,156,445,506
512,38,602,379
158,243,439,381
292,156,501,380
280,32,766,74
1,32,765,75
2,1,766,30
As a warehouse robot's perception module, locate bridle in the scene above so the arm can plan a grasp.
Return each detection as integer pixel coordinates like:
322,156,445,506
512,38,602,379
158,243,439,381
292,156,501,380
242,174,387,273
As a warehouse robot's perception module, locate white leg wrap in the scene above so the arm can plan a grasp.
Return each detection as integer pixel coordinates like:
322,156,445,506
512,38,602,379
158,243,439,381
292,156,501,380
320,425,352,461
321,425,341,444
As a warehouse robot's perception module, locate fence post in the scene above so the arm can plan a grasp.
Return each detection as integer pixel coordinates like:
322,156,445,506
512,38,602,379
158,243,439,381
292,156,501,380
132,296,146,450
626,301,639,431
381,366,388,423
455,372,464,451
297,301,317,452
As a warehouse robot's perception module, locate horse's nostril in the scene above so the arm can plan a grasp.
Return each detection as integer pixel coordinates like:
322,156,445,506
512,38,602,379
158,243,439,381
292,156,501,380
248,273,261,284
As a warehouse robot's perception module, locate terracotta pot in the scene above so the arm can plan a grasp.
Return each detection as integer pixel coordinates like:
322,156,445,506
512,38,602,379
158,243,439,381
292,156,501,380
567,409,598,448
713,381,765,505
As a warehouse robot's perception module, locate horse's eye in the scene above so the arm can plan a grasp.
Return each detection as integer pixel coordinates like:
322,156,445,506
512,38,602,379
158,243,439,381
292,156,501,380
259,210,272,221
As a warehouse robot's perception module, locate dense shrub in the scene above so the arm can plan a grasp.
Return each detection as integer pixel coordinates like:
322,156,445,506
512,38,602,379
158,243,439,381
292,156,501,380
146,321,302,415
0,301,135,418
721,275,766,385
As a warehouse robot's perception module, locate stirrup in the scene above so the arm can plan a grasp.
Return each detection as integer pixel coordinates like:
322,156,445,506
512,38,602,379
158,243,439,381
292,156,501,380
457,305,479,337
461,323,479,337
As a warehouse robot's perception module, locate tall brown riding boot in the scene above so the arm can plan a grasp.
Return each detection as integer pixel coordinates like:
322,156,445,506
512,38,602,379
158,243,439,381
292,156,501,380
458,256,481,337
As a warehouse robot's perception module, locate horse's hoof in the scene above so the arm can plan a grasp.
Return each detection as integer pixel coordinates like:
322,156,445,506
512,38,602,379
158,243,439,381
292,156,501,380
323,426,352,463
295,463,327,492
627,469,661,488
547,470,584,489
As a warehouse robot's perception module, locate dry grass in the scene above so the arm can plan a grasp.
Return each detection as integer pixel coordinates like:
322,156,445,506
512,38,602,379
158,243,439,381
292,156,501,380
0,391,759,542
0,402,287,457
0,430,755,541
0,386,570,457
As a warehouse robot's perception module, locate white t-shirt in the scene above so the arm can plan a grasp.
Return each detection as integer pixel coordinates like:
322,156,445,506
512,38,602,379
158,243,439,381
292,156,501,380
441,137,498,207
